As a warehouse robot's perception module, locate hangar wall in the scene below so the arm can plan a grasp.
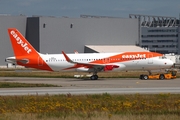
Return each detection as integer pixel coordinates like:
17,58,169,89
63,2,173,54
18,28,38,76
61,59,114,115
0,15,27,65
33,17,139,54
26,17,40,52
0,15,139,66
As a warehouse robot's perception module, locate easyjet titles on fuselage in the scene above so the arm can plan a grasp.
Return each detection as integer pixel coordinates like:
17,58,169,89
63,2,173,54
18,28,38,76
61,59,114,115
122,54,146,59
10,30,32,54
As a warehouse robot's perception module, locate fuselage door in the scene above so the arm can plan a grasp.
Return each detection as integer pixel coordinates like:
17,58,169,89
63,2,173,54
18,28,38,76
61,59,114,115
38,56,43,66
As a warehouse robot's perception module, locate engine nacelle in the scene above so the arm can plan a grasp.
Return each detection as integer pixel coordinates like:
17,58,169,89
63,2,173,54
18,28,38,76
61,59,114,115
104,64,126,71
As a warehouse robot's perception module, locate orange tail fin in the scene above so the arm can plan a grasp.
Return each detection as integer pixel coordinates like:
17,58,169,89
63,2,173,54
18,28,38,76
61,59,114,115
8,28,38,56
7,28,53,71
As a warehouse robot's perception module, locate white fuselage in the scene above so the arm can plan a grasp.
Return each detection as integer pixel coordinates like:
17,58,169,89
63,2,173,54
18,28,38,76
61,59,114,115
39,53,173,72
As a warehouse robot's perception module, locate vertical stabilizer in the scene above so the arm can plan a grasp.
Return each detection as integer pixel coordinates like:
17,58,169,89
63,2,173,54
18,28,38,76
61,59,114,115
8,28,38,57
7,28,53,71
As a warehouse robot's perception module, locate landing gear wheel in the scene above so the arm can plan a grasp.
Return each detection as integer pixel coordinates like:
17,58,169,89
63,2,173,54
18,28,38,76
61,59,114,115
139,75,143,79
90,75,98,80
159,74,165,80
143,75,148,80
94,75,98,80
140,75,148,80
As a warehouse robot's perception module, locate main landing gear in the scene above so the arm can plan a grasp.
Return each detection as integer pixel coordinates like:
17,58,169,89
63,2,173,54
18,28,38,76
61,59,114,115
90,71,99,80
90,75,99,80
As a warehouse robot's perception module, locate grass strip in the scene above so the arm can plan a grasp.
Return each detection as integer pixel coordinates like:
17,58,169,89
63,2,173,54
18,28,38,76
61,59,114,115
0,82,59,88
0,93,180,119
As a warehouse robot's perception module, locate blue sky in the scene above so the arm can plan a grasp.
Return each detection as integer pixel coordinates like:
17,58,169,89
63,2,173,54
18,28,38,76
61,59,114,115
0,0,180,18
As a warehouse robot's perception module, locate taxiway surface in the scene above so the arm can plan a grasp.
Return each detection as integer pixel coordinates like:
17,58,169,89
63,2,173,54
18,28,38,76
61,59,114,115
0,77,180,95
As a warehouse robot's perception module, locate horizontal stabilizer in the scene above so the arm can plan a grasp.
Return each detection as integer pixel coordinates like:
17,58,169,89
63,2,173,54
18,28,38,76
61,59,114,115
5,57,29,64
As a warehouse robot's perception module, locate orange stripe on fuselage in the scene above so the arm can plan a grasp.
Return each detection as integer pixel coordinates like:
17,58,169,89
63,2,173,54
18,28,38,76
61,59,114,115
63,52,162,70
16,55,53,71
90,52,162,64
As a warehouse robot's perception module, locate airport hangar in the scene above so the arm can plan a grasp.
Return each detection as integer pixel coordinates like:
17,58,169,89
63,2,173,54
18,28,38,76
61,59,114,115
0,15,142,66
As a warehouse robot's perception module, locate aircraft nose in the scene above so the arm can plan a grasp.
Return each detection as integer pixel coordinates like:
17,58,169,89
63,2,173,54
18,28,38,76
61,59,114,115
165,59,174,68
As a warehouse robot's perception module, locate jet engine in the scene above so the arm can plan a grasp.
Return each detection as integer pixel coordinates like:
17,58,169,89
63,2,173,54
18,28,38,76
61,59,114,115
104,64,126,71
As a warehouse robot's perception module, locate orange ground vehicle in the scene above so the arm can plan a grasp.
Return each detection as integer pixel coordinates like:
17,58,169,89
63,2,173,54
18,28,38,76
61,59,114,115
140,70,177,80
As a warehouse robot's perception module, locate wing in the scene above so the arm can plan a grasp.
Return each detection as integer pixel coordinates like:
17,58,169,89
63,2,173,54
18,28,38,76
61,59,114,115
62,51,124,71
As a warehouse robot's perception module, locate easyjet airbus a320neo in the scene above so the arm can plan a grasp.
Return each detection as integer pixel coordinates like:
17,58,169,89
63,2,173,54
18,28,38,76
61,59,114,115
5,28,173,80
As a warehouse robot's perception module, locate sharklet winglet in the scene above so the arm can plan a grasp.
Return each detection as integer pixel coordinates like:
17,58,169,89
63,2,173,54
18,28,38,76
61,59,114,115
62,51,76,64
